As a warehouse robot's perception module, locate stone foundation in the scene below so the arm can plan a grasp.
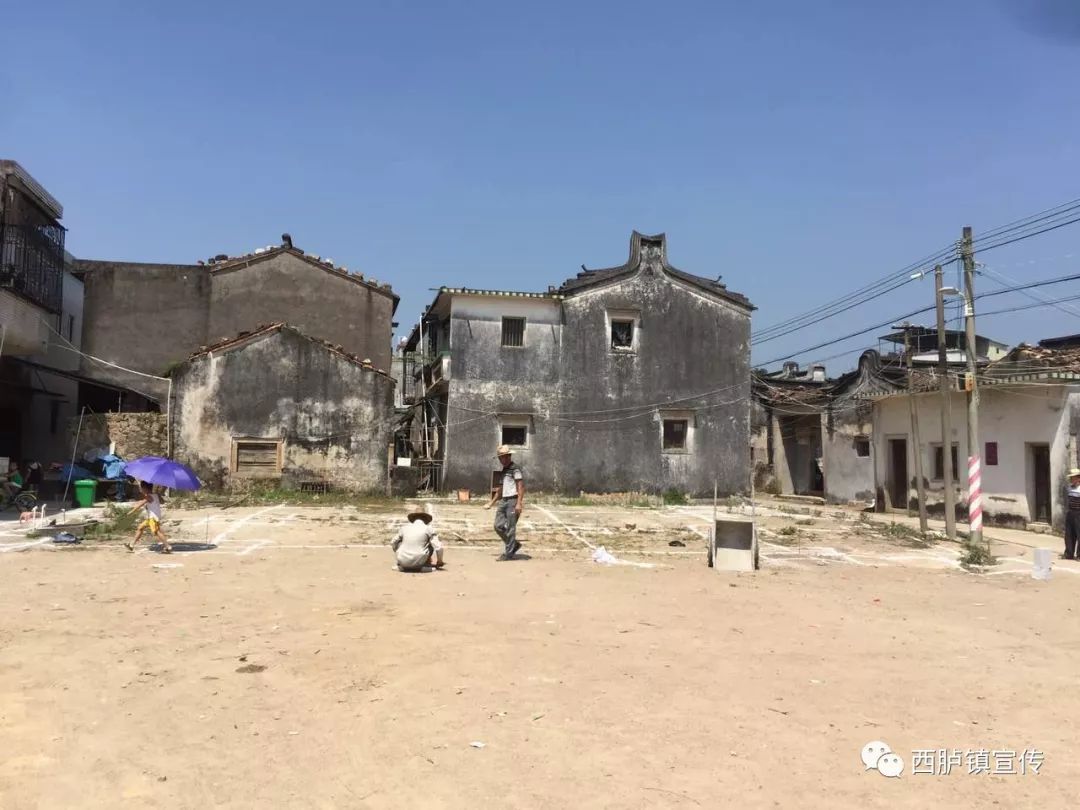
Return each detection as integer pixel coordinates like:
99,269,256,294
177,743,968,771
70,413,168,461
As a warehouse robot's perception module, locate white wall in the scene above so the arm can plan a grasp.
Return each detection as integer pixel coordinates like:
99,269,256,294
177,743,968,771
872,385,1074,525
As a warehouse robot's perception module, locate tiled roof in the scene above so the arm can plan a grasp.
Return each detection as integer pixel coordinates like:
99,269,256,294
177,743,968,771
186,323,393,378
983,343,1080,382
436,287,564,299
207,245,398,304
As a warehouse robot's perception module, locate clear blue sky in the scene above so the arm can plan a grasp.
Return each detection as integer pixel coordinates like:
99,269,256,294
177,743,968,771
2,0,1078,370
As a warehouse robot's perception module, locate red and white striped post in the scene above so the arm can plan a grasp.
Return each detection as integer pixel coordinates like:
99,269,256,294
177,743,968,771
967,454,983,534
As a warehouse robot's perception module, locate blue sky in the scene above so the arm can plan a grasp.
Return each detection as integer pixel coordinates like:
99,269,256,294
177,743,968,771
2,0,1078,370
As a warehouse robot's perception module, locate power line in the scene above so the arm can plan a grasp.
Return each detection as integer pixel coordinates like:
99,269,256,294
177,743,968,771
757,271,1080,367
752,195,1080,348
975,214,1080,255
972,199,1080,245
751,248,957,343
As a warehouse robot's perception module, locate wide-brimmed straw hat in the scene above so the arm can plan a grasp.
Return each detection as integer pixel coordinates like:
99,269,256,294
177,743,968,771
1069,468,1080,479
407,509,433,524
496,445,513,457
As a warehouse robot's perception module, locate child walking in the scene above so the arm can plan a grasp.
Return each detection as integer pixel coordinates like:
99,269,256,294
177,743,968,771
125,481,171,553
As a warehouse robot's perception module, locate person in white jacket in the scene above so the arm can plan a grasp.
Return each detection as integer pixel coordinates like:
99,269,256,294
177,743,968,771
391,508,444,572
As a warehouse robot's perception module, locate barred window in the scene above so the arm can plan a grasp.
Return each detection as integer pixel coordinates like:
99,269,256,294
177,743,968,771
501,317,525,347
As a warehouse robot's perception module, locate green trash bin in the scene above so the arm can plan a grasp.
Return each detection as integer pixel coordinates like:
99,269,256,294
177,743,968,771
74,479,97,509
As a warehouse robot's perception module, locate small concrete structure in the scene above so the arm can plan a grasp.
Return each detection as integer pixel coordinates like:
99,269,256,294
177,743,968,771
708,516,758,572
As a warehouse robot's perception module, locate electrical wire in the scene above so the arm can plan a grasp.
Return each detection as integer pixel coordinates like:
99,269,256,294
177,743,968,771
752,196,1080,349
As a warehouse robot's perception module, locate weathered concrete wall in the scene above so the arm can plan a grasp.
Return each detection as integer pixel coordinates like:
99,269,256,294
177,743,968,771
171,328,394,492
442,296,564,493
70,412,168,461
775,413,821,495
208,252,395,370
822,399,874,503
749,398,773,491
74,260,208,396
441,271,752,496
872,386,1074,527
74,252,396,400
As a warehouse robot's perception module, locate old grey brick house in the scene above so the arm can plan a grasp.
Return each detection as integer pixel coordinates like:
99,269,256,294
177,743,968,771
402,232,754,496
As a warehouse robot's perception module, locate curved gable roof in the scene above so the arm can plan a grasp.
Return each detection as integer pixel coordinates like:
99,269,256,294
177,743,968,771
558,231,753,311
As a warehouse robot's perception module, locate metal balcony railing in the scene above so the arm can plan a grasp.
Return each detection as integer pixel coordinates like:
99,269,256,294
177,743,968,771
0,221,65,313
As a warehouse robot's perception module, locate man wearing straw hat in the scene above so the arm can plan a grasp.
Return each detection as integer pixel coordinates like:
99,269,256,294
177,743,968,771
391,507,444,572
1064,468,1080,560
486,444,525,560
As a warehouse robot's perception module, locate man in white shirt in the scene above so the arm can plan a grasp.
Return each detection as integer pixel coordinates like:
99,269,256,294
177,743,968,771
391,508,444,572
487,445,525,560
1065,468,1080,560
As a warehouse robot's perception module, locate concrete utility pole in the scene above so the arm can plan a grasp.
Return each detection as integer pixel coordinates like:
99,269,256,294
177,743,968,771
898,323,929,532
934,265,957,540
961,227,986,552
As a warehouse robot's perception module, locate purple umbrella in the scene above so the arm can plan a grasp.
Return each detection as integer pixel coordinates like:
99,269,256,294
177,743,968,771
124,457,201,491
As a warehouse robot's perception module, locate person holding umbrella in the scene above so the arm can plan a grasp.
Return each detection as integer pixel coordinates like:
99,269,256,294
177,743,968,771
126,481,170,553
120,457,201,554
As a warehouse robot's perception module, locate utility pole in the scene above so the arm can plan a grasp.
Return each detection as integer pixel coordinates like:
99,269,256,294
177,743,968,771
961,227,986,552
898,323,929,533
934,264,957,540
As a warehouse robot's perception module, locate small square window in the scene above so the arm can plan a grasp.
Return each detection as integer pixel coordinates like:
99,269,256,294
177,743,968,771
611,319,634,349
501,317,525,348
855,438,870,458
501,425,527,447
663,419,688,450
985,441,998,466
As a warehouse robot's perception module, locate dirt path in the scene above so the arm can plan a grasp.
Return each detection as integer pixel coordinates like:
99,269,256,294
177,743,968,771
1,503,1077,808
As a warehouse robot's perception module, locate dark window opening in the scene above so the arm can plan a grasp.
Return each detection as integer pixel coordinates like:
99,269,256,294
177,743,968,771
611,319,634,349
933,444,959,481
855,438,870,458
501,317,525,348
663,419,688,450
501,425,527,446
49,401,60,434
985,441,998,466
67,314,75,341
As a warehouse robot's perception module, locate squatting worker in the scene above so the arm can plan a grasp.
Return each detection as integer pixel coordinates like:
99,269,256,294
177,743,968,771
1065,468,1080,561
392,508,444,572
487,444,525,560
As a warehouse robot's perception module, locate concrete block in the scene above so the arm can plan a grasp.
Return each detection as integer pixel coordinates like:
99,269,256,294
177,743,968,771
709,517,758,572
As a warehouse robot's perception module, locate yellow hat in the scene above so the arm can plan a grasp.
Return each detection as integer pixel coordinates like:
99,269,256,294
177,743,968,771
496,445,513,457
1069,468,1080,479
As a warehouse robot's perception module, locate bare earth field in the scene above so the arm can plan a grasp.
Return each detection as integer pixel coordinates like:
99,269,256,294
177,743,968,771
2,499,1079,809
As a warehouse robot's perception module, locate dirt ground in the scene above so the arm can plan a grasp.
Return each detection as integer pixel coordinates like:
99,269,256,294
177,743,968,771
2,498,1078,809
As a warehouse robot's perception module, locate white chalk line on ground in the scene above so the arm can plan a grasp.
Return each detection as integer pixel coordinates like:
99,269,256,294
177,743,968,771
533,506,596,550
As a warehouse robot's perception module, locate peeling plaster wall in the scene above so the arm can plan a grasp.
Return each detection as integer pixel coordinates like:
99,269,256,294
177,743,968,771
871,386,1074,527
822,399,875,503
209,253,395,370
440,272,752,496
171,329,395,491
442,297,564,493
